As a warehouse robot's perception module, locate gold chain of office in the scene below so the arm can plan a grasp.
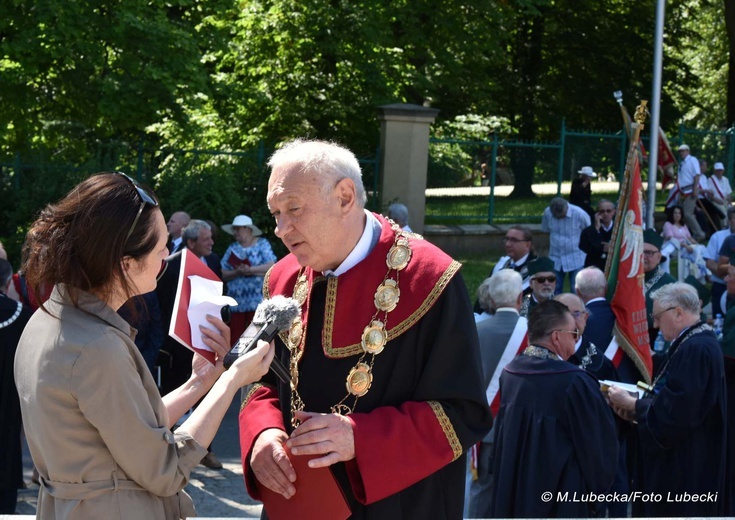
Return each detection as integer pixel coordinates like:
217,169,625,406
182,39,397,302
286,222,412,428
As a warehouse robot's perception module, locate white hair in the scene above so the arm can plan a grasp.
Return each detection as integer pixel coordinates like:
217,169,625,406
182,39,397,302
479,270,523,310
650,282,701,315
575,267,607,301
268,139,367,207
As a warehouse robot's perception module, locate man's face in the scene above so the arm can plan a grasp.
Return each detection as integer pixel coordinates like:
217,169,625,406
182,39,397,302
189,228,213,257
564,298,589,335
267,165,347,272
503,229,531,261
167,213,186,239
700,161,708,174
643,245,661,273
716,168,725,178
553,315,579,360
531,272,556,301
597,202,615,226
652,300,680,342
678,149,689,160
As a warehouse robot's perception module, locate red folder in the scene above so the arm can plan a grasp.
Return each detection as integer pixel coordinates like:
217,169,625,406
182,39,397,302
168,248,220,365
226,251,251,269
260,445,351,520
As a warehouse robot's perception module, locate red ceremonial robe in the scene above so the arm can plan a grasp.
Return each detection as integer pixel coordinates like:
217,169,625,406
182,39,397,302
239,214,492,519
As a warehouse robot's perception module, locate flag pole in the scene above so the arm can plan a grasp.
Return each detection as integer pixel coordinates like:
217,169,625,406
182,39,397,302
647,0,666,229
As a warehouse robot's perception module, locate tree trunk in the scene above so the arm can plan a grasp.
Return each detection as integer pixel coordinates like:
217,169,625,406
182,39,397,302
509,12,545,199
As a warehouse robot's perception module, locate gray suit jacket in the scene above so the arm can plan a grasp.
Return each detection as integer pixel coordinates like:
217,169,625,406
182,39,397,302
476,309,524,443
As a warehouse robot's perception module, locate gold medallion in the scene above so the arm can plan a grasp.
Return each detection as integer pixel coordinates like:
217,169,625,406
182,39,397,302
288,318,303,349
374,279,400,312
361,320,387,355
386,243,411,271
293,275,308,306
346,363,372,397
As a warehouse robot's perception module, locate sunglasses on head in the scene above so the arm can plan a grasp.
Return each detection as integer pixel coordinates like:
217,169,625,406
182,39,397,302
114,172,159,243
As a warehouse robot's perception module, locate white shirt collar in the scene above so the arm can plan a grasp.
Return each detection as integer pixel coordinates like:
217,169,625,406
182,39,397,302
512,253,530,266
602,221,614,232
586,297,607,304
574,337,583,353
322,209,376,277
172,236,182,248
495,307,520,315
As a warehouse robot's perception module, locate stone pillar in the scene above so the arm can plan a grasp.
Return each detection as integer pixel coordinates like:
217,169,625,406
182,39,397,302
377,103,439,235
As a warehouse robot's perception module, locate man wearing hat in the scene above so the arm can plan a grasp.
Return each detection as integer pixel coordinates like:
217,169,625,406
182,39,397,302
643,228,677,345
677,144,706,241
570,166,597,220
520,257,557,317
708,162,731,228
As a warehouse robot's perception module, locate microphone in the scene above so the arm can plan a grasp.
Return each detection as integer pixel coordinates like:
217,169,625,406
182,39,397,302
223,295,301,384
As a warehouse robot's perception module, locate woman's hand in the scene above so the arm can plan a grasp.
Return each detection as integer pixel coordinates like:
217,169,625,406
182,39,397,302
190,314,232,388
228,340,275,388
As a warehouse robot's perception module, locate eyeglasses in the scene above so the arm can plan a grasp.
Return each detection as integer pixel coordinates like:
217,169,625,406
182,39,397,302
503,237,530,243
555,328,580,339
642,250,660,257
533,275,557,284
570,310,588,318
114,172,159,243
650,306,676,321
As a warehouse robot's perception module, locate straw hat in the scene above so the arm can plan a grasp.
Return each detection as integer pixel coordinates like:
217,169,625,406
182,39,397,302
577,166,597,178
221,215,262,236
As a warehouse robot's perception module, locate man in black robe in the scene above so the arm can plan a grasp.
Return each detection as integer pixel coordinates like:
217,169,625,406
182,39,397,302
608,282,728,516
492,300,618,517
0,259,33,513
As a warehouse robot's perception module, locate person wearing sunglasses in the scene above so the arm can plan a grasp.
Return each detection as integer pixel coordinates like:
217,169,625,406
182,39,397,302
491,299,618,518
642,229,677,346
607,283,727,517
520,256,557,317
14,172,275,519
579,199,616,271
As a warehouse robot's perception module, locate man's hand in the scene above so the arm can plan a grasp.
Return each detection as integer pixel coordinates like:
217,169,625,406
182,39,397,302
250,428,296,499
594,212,602,230
287,411,356,468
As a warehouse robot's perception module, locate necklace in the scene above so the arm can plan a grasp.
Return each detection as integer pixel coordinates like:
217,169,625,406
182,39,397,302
522,345,558,361
0,294,23,329
286,221,411,427
644,266,666,294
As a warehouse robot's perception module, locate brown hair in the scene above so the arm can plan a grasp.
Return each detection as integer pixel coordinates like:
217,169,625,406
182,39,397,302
23,173,161,310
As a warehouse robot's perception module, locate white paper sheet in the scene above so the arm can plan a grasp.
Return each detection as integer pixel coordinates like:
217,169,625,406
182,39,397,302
187,275,237,352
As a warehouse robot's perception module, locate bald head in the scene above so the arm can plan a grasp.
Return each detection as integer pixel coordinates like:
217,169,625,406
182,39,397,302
167,211,191,240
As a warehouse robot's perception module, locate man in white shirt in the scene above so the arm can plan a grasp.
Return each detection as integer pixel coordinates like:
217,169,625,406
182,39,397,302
704,206,735,316
708,162,732,228
677,144,706,240
541,197,590,294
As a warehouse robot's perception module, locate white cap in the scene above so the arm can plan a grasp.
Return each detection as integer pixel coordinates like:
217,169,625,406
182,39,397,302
221,215,263,236
678,144,690,151
577,166,597,178
714,162,725,170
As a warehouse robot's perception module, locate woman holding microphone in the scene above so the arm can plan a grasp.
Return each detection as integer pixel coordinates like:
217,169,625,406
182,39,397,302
14,172,273,519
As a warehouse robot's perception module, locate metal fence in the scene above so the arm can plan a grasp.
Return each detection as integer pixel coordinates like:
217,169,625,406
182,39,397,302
428,122,735,224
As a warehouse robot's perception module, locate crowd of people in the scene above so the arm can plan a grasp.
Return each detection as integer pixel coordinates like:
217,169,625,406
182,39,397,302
1,140,734,519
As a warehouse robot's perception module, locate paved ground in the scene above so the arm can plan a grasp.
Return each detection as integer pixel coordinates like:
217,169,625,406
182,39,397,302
15,395,263,519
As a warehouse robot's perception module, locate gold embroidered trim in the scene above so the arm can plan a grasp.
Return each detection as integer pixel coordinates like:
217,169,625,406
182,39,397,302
428,400,462,462
322,260,462,358
240,383,265,411
263,266,274,299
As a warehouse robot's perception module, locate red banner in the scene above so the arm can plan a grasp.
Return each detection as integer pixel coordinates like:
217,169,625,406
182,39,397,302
605,143,653,382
